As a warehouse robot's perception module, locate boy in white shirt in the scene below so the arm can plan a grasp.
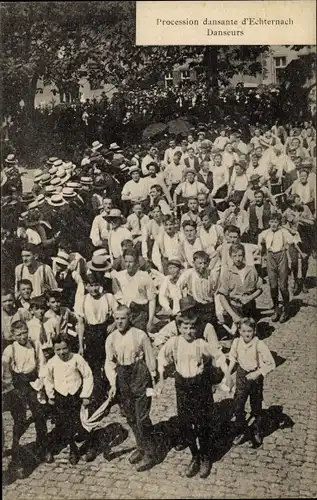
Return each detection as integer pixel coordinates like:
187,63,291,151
224,318,275,447
44,334,94,464
2,320,48,476
157,314,227,479
258,212,294,323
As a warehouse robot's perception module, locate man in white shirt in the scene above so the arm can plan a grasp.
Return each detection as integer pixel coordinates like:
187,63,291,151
89,198,112,248
141,145,157,177
163,139,181,165
112,248,156,332
121,167,149,210
258,212,294,323
106,209,133,261
163,151,185,196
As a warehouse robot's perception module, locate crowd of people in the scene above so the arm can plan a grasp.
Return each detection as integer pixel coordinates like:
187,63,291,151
1,120,316,481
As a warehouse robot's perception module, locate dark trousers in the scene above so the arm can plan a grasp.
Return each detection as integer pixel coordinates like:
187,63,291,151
129,302,149,332
266,250,290,308
9,375,48,463
117,360,156,458
175,370,214,458
84,323,109,406
231,366,263,432
48,390,82,452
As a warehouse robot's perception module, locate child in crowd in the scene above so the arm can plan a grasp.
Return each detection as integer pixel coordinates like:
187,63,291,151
198,209,223,262
16,279,33,312
224,318,276,447
179,220,203,268
157,314,227,478
44,289,83,354
43,334,94,464
178,250,217,324
152,215,182,274
2,320,48,476
126,201,150,254
105,306,158,472
180,197,202,227
27,295,53,361
77,273,118,405
158,259,184,316
218,244,263,326
258,212,294,323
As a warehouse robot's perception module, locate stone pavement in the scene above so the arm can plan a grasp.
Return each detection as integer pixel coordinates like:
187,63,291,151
3,260,317,500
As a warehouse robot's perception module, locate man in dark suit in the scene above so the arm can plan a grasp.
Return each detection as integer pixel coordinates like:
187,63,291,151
183,147,200,173
196,161,214,192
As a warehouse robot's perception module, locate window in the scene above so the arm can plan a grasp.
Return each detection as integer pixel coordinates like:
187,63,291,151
164,71,173,88
180,70,190,82
274,56,287,84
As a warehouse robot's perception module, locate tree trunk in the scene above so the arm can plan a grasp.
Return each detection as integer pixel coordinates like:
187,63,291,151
203,46,219,101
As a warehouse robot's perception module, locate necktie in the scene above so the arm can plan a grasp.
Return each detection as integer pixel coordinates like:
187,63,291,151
39,322,48,345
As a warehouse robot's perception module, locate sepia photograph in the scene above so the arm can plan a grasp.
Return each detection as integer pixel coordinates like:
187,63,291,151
1,1,316,499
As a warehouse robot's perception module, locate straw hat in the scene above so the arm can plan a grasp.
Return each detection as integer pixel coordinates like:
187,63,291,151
185,168,196,176
50,177,62,187
45,185,56,195
41,173,51,185
106,209,124,219
37,194,45,205
62,187,76,198
167,259,184,269
129,165,141,175
47,157,59,166
92,140,103,152
52,249,71,267
66,181,82,189
49,166,58,175
87,255,112,272
5,154,18,165
22,192,36,204
53,159,64,168
28,200,39,210
47,194,68,207
34,172,43,183
80,176,93,186
109,142,121,151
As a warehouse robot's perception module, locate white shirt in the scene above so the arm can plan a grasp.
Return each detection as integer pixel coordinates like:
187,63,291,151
164,162,186,186
230,171,249,191
2,340,45,392
15,263,58,298
108,227,133,260
158,336,226,378
214,136,229,151
27,317,53,350
113,270,156,306
121,178,149,201
212,164,229,194
175,181,209,198
126,213,150,238
141,154,154,176
77,293,118,324
164,147,182,165
198,225,223,256
44,353,93,399
105,328,156,386
180,238,203,267
159,276,182,314
258,228,294,253
90,214,111,247
229,337,275,376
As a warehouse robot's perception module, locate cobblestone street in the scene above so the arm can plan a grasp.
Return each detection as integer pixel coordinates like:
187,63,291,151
3,262,317,499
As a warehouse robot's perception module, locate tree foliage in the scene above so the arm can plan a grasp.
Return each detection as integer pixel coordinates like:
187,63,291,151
1,1,272,115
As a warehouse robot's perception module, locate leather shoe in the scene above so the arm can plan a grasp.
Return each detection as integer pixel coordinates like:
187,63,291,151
252,431,263,448
292,280,301,296
129,449,144,465
185,456,200,478
175,442,188,451
279,310,289,323
44,451,54,463
233,433,247,446
136,454,156,472
302,282,309,294
85,447,97,463
199,456,212,478
271,308,280,322
69,446,79,465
